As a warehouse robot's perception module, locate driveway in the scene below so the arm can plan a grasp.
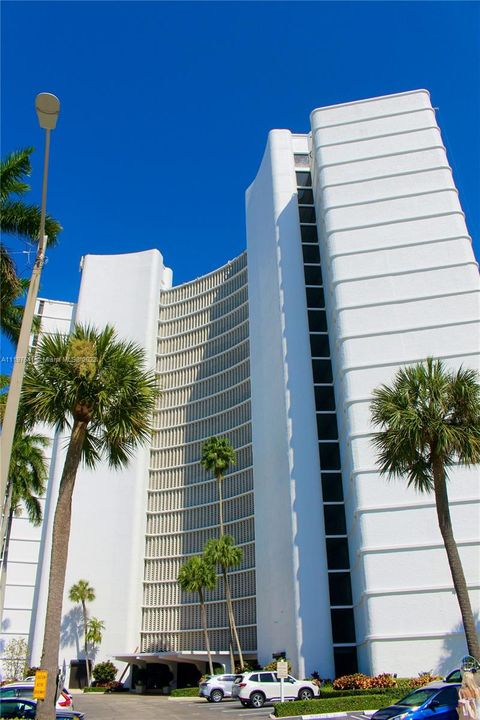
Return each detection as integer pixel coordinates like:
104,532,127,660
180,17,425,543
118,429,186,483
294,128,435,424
72,694,273,720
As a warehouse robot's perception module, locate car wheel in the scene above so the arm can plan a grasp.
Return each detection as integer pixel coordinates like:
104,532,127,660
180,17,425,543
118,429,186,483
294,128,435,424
211,689,224,703
298,687,314,701
250,691,265,708
206,697,213,702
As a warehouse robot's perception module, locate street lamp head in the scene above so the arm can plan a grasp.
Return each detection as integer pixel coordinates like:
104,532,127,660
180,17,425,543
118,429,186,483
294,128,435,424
35,92,60,130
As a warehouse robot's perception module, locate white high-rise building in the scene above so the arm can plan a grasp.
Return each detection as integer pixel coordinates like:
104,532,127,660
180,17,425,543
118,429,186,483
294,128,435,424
1,90,479,685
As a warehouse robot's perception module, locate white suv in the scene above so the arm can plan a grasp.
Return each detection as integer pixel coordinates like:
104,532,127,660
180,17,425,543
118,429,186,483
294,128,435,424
232,671,319,708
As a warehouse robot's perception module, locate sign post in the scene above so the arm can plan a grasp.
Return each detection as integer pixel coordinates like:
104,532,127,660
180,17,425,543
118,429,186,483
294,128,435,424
33,669,48,701
276,660,288,703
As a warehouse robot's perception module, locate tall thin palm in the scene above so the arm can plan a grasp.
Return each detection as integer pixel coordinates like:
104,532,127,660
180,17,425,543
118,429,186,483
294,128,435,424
22,323,158,720
1,431,48,582
201,437,236,537
178,556,217,675
370,358,480,660
85,617,105,649
204,535,244,671
68,580,96,687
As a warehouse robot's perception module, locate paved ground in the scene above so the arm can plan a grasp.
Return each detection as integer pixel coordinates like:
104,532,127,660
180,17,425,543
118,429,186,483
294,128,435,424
72,694,273,720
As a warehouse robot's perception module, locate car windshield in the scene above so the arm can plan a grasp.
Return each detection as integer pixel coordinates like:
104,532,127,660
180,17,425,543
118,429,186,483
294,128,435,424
397,689,437,707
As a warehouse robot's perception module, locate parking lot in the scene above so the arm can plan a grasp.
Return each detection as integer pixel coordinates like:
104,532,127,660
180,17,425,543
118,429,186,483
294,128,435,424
72,694,273,720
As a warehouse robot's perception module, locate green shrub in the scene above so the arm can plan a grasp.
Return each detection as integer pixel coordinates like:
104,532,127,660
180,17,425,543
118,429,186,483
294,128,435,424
83,686,106,693
92,660,117,684
273,691,404,717
320,686,414,698
171,687,199,697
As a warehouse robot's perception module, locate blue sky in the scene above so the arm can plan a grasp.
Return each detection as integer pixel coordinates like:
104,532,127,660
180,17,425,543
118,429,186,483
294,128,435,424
2,1,479,307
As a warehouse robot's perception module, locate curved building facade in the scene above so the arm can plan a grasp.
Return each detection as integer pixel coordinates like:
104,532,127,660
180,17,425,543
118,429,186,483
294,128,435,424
142,252,256,656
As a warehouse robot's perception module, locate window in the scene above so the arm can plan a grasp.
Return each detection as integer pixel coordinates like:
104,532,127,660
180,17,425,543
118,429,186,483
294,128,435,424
259,673,275,683
299,206,316,223
297,188,314,204
319,442,341,469
326,538,350,569
249,674,259,682
294,154,310,168
333,647,358,677
321,473,343,501
306,287,325,310
328,572,353,605
316,413,338,439
301,225,318,243
308,310,327,332
304,266,323,286
315,385,335,410
312,359,333,384
433,688,459,707
302,244,320,264
331,608,356,643
296,171,312,187
324,505,346,535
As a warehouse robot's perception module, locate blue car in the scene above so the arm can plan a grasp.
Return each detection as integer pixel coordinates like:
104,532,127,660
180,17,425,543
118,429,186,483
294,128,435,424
371,683,460,720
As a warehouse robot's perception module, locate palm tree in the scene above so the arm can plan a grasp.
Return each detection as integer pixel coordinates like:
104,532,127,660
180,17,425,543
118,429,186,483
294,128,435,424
178,555,217,676
85,617,105,651
1,147,61,343
370,357,480,661
1,147,62,244
204,535,244,671
22,323,158,720
68,580,96,687
1,431,48,581
201,436,236,536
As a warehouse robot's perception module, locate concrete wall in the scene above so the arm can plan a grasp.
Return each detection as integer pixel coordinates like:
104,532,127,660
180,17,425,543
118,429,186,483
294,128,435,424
246,130,334,678
29,250,171,681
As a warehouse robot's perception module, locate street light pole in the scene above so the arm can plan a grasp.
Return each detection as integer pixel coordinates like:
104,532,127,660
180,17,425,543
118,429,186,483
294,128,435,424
0,93,60,616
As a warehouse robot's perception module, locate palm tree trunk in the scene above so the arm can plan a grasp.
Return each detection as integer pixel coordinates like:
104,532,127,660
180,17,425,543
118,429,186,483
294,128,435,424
81,599,90,687
36,420,87,720
222,566,244,670
217,476,224,536
432,457,480,661
199,589,214,676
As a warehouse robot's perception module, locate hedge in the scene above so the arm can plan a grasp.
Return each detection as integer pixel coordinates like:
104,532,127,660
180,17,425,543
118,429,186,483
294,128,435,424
171,687,199,697
83,686,107,692
273,691,405,718
319,685,415,698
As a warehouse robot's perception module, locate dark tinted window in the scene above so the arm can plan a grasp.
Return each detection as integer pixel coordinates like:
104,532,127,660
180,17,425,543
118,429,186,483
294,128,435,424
296,171,312,187
445,670,462,683
297,188,314,204
304,265,323,286
326,538,350,569
322,473,344,501
312,359,333,383
320,442,341,469
299,206,316,223
316,413,338,439
328,572,353,605
306,287,325,309
315,385,335,410
310,334,330,358
324,505,347,535
308,310,327,332
302,244,320,264
334,646,358,676
259,673,275,683
301,225,318,243
249,674,259,682
433,688,459,706
331,608,356,643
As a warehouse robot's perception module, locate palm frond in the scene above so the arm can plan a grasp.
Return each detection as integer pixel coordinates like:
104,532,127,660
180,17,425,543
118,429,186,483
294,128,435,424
0,147,33,200
1,199,62,245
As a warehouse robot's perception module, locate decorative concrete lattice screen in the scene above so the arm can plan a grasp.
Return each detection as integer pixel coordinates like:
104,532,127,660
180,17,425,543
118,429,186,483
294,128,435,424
142,252,257,654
